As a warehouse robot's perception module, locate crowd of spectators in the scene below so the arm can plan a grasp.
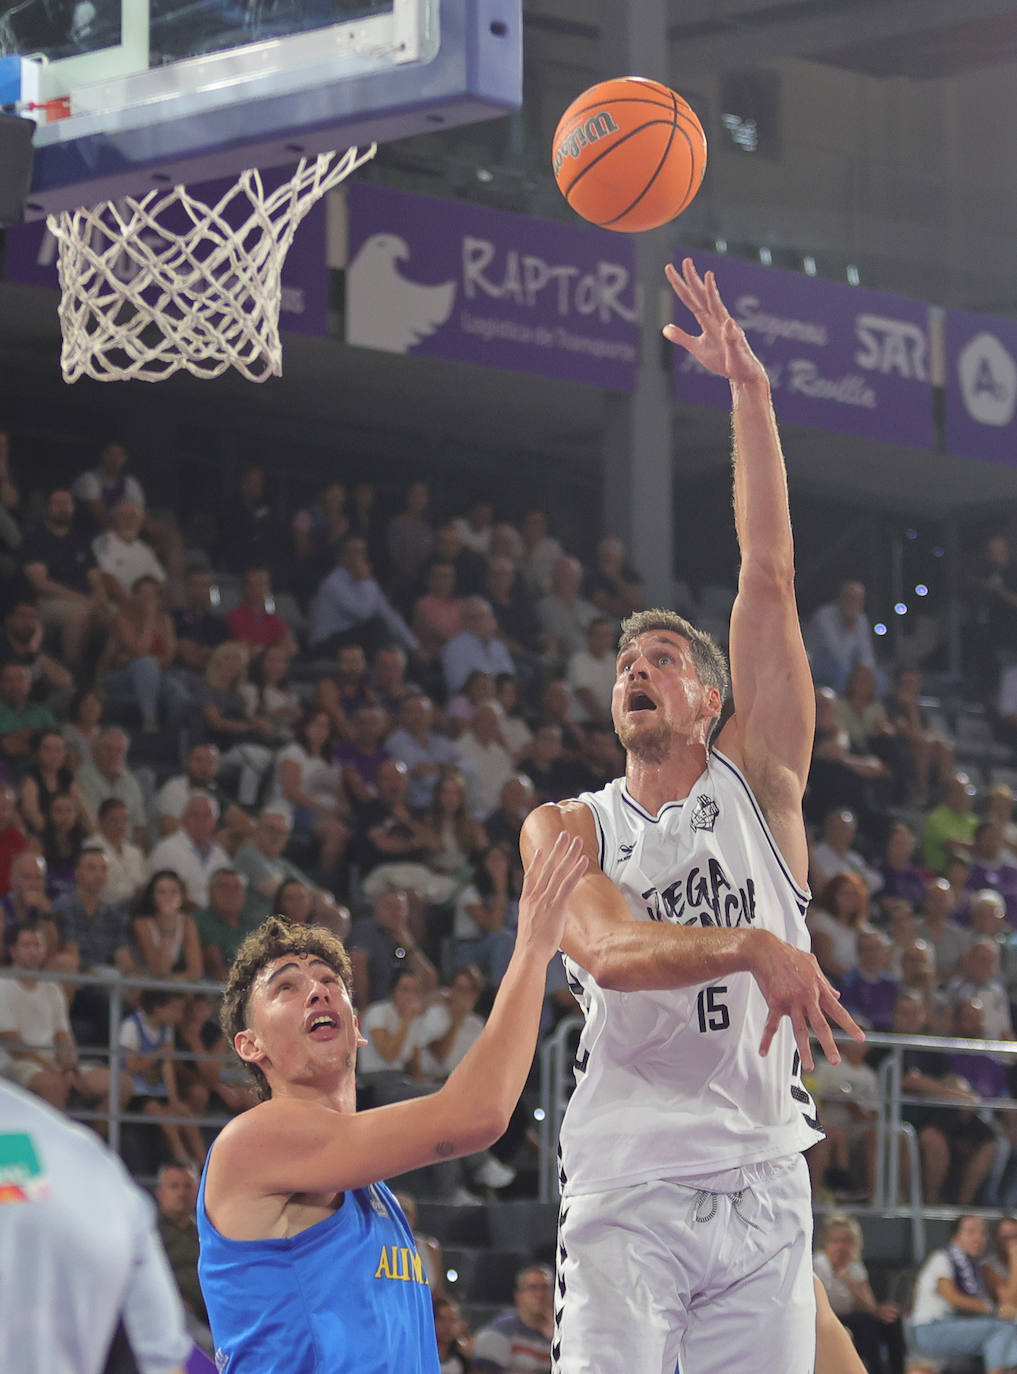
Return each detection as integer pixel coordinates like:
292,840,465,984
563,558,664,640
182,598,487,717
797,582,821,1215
7,437,1017,1365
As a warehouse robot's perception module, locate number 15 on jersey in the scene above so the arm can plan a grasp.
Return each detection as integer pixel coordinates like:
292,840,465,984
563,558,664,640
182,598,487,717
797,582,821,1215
696,985,730,1033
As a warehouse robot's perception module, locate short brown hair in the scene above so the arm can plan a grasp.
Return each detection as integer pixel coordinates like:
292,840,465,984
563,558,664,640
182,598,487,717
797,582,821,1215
617,608,730,703
220,917,355,1102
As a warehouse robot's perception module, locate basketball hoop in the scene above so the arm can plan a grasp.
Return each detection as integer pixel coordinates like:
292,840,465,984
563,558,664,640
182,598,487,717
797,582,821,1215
47,144,377,383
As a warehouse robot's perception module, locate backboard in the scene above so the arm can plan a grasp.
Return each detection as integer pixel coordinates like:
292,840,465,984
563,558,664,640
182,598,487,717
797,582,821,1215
0,0,521,216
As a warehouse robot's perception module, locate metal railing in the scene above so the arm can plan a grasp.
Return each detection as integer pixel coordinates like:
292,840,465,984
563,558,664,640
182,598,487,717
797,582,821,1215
538,1015,1017,1263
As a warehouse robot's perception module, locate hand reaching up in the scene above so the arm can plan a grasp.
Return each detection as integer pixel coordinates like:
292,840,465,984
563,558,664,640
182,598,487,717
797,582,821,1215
663,257,767,387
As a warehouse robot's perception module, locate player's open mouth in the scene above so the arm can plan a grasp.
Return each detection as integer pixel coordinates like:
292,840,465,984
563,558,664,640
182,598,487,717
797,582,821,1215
627,691,657,712
306,1013,340,1038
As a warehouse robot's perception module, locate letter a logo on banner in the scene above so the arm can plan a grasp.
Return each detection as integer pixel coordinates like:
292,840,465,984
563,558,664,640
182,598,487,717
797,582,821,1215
958,332,1017,427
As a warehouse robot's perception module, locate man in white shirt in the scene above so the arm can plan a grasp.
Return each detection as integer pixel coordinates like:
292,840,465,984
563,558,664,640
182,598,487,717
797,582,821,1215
455,704,514,820
77,727,149,850
308,535,417,654
804,581,877,694
0,923,129,1115
566,617,617,726
811,808,882,895
88,798,146,906
92,499,167,602
946,938,1015,1040
147,793,229,908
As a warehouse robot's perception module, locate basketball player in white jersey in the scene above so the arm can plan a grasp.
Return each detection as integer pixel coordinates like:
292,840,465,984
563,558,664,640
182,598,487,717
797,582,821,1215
520,257,865,1374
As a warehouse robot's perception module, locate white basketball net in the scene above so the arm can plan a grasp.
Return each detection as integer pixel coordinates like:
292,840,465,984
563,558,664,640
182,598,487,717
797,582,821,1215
47,144,377,383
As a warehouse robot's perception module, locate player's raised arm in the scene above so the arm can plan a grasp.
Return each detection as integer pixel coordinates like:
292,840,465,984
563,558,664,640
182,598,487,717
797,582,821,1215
663,258,814,888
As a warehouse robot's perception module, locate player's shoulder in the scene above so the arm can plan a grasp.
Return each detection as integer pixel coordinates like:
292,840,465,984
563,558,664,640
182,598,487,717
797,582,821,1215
521,797,599,848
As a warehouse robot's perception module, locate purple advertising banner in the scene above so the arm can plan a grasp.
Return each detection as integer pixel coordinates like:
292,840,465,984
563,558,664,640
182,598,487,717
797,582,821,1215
672,251,933,447
945,309,1017,468
345,182,638,389
3,169,329,337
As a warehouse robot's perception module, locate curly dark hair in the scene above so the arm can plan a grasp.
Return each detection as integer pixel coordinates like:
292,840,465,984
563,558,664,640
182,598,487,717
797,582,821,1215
220,917,355,1102
617,608,730,703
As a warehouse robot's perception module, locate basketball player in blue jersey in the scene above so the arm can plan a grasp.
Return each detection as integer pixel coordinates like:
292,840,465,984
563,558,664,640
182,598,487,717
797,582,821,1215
195,833,586,1374
520,257,866,1374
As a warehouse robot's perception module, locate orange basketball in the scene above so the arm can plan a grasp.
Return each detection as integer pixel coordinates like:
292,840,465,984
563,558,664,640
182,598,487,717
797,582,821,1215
552,77,707,233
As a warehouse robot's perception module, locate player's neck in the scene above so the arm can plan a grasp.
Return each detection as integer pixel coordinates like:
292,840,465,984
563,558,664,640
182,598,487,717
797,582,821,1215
624,745,709,816
270,1071,357,1114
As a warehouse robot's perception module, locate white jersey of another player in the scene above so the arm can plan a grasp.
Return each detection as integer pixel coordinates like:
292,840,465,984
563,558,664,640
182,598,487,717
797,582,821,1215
559,748,823,1198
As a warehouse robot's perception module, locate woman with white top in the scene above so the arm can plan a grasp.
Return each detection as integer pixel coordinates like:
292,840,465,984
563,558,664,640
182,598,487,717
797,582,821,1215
911,1214,1017,1374
809,872,871,980
813,1214,903,1374
274,709,348,877
131,870,203,982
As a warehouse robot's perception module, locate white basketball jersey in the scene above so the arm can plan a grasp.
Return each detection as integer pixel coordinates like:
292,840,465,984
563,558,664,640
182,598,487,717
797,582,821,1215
558,749,823,1197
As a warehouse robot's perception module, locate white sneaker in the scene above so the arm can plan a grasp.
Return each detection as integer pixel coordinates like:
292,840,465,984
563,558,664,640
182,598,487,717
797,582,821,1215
472,1154,516,1190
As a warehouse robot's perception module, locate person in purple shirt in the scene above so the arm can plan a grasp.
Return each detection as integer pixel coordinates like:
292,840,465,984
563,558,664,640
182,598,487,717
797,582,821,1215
838,928,899,1032
873,820,927,913
967,821,1017,924
335,704,390,806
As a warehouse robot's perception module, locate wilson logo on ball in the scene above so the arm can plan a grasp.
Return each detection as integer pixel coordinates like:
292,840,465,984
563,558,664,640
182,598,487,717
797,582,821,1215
552,111,620,175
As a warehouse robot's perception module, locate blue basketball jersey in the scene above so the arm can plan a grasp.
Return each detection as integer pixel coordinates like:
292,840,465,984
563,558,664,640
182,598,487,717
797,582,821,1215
197,1155,439,1374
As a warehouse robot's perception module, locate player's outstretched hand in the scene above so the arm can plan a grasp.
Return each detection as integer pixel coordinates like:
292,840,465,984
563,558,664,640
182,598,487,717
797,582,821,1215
518,833,588,963
750,931,865,1070
662,257,767,387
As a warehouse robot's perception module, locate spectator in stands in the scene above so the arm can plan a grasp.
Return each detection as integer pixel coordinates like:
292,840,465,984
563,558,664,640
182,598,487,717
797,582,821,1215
119,987,206,1168
77,727,148,851
923,772,979,874
898,939,950,1031
174,989,256,1118
195,867,250,981
968,890,1017,997
386,693,458,813
62,685,105,769
810,1044,880,1202
385,481,433,607
0,783,29,899
947,851,975,924
451,846,515,986
240,641,301,746
472,1263,554,1374
0,597,73,699
455,703,515,821
233,805,348,933
18,488,109,664
335,702,390,806
0,662,57,775
447,668,497,739
350,758,431,895
836,664,907,801
911,1217,1017,1373
809,873,870,981
419,964,486,1081
370,644,417,727
92,498,167,604
72,440,145,528
965,532,1017,697
347,481,385,569
917,877,971,980
807,685,890,834
885,668,954,806
412,561,464,666
172,566,228,680
453,500,494,556
584,534,644,622
813,1214,903,1374
273,877,315,927
538,555,598,669
157,742,223,835
1,852,57,963
347,887,438,1012
812,809,882,896
567,616,617,728
273,710,349,876
42,791,90,899
519,723,586,807
433,1297,472,1374
100,575,190,733
967,821,1017,922
883,900,920,977
495,673,533,762
0,921,129,1116
355,967,432,1102
154,1163,210,1346
88,797,145,907
52,846,135,1045
873,821,926,913
484,555,544,667
18,727,94,837
417,765,488,882
519,509,564,596
131,870,202,982
839,929,898,1031
309,533,418,656
982,1216,1017,1313
985,783,1017,857
147,792,230,909
485,773,537,884
947,939,1015,1041
442,596,516,698
805,581,877,693
194,641,275,806
221,463,280,575
428,521,485,598
312,641,378,740
582,721,626,789
226,566,297,655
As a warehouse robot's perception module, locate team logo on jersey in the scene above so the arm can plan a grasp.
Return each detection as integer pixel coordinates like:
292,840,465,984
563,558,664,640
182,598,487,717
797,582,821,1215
617,842,635,862
642,859,757,928
690,794,719,833
368,1185,389,1217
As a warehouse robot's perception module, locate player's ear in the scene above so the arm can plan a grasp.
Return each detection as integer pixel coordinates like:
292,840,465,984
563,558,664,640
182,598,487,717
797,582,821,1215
704,684,723,719
234,1027,266,1066
354,1015,368,1048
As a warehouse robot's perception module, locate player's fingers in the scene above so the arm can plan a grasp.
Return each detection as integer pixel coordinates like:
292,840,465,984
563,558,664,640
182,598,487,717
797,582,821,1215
705,270,729,321
823,993,867,1043
665,265,702,316
547,847,588,906
758,1008,781,1059
522,832,567,896
791,1011,815,1072
806,1005,840,1067
662,323,699,349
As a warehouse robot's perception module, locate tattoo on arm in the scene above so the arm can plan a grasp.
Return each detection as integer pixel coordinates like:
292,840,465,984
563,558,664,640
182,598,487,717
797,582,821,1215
434,1140,454,1158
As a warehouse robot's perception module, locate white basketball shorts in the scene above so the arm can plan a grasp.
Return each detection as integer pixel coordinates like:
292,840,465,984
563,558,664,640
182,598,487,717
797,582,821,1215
552,1153,815,1374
